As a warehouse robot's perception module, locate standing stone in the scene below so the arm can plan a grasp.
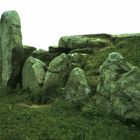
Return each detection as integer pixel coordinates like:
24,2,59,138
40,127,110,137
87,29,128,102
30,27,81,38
65,67,91,102
97,52,132,97
22,57,46,93
43,53,70,94
0,11,23,87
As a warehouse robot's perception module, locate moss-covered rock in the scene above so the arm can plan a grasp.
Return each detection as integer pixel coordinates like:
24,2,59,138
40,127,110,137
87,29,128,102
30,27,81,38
68,53,88,69
96,52,140,123
58,34,113,50
43,53,70,94
0,11,23,87
32,47,65,67
32,49,48,63
97,52,132,96
22,57,46,93
65,67,91,102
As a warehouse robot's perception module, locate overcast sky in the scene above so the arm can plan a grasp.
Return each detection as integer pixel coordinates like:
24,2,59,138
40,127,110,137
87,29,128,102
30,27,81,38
0,0,140,50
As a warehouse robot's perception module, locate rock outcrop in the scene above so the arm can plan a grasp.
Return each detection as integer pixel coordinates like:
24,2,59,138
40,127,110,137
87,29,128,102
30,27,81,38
0,11,23,87
22,57,46,93
65,67,91,101
96,52,140,123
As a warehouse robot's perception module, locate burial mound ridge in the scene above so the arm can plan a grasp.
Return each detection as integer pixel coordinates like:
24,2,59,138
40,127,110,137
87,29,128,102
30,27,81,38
0,10,140,125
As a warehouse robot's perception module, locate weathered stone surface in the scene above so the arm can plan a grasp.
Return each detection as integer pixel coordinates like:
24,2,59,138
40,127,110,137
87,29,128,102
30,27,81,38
49,46,71,54
32,47,65,67
43,53,70,93
96,52,140,123
0,10,23,87
97,52,132,96
70,48,95,54
22,45,36,62
32,49,47,63
22,57,46,93
58,34,112,50
68,53,88,69
65,67,91,101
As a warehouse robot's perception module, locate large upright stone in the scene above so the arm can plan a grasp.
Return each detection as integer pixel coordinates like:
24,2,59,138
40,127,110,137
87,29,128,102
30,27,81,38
0,11,23,87
97,52,132,96
22,57,46,93
43,53,70,93
65,67,91,102
96,52,140,123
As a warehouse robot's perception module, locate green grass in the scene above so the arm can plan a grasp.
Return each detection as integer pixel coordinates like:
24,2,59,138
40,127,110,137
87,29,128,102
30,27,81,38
0,90,140,140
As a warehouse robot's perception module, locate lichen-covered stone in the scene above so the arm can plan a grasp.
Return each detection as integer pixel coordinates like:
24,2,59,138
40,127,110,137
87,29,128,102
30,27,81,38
0,10,23,87
58,34,112,50
43,53,70,93
97,52,132,96
32,48,65,67
97,52,140,123
22,57,46,93
68,53,88,69
65,67,91,101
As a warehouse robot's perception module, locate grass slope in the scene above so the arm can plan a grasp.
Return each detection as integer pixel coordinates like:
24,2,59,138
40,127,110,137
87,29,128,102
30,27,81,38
0,91,140,140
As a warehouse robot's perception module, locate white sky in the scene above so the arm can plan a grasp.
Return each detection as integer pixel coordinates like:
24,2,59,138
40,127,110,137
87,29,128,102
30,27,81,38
0,0,140,50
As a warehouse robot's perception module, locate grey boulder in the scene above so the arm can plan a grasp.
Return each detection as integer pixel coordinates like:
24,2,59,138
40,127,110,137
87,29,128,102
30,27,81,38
43,53,70,93
96,52,140,123
65,67,91,102
22,57,46,93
